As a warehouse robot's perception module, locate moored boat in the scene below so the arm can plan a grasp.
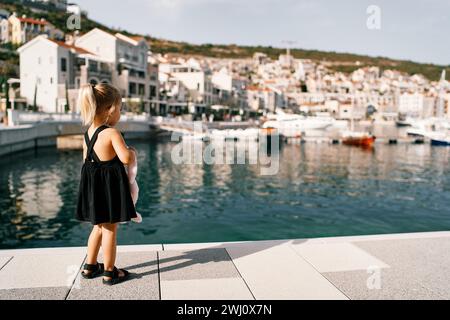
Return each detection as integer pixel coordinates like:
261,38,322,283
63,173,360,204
430,133,450,146
262,110,334,138
342,131,376,148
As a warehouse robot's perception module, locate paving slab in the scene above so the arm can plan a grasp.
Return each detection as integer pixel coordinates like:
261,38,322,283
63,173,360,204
159,248,253,300
0,287,69,300
159,248,241,281
225,241,348,300
323,268,442,300
0,252,85,290
161,278,254,300
67,251,159,300
353,237,450,299
291,242,390,273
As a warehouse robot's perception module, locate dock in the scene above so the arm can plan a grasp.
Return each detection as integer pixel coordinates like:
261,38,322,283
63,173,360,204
1,231,449,300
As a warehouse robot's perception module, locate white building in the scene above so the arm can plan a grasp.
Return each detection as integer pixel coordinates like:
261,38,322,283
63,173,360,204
212,67,233,92
66,3,82,15
161,63,215,106
246,86,277,112
0,18,10,44
1,13,62,45
18,35,111,113
278,54,294,69
398,92,424,117
74,28,154,111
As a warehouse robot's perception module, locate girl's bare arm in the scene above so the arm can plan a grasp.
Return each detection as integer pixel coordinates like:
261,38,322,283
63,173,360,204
82,141,86,162
110,128,134,165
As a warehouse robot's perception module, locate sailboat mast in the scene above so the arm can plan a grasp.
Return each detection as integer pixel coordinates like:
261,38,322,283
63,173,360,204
351,95,355,131
438,70,446,119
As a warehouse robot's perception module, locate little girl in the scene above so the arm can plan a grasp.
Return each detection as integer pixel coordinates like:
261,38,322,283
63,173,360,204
75,83,137,285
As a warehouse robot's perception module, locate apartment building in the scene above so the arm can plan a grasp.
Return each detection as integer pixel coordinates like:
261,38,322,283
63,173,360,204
398,92,424,117
12,15,52,45
1,13,62,45
0,18,10,43
171,64,215,105
246,86,277,112
211,67,248,109
18,35,111,113
74,28,155,112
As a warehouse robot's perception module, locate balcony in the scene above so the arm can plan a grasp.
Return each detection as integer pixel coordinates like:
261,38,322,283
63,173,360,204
75,61,113,83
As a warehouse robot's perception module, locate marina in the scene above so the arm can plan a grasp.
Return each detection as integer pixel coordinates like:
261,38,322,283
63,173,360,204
1,138,450,249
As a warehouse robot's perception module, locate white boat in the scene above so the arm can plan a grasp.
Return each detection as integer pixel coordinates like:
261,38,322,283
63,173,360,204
262,110,335,138
406,120,433,138
396,117,416,127
428,131,450,146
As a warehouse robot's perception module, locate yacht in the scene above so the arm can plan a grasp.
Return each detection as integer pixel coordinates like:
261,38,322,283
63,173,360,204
262,110,335,138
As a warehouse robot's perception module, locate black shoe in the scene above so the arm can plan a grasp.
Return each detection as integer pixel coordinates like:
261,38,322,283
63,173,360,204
102,266,130,286
81,262,104,279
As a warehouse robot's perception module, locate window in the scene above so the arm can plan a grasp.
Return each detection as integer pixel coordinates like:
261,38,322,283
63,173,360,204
149,85,156,99
61,58,67,72
89,60,98,73
129,82,137,95
99,63,109,73
138,84,145,96
50,77,53,84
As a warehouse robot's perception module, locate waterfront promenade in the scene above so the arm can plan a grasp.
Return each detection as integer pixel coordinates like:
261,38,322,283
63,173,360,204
0,231,449,300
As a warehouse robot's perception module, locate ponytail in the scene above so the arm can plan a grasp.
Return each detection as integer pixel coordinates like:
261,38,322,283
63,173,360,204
78,84,97,126
77,83,121,126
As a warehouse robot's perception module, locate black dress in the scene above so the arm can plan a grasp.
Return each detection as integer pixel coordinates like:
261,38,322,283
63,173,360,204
75,125,137,225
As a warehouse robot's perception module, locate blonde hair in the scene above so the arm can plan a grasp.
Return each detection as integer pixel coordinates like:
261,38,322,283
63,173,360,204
77,83,122,126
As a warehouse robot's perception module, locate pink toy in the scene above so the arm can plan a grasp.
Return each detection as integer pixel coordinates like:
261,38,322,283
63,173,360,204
124,149,142,223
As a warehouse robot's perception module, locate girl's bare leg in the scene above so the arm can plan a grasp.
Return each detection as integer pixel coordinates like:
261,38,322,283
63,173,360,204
101,223,125,279
83,224,102,275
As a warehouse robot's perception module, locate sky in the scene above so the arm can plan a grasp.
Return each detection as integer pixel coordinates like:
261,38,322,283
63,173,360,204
73,0,450,66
